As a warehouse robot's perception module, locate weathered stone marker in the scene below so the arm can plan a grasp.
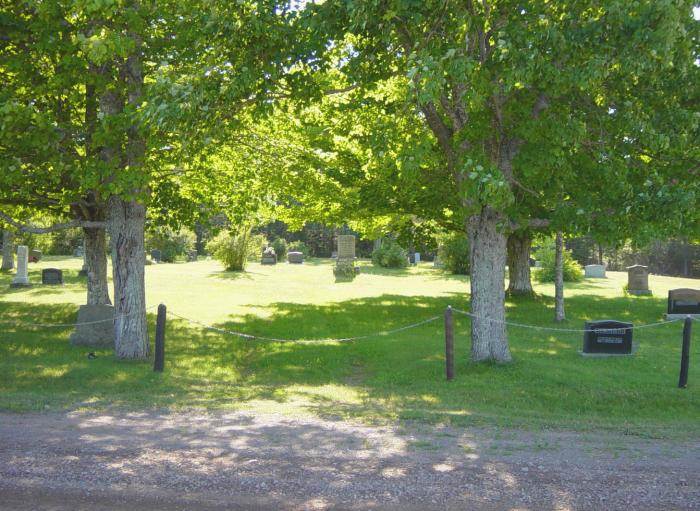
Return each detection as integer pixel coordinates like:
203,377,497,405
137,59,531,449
337,235,356,260
666,289,700,319
29,249,42,262
10,245,31,287
70,304,115,347
186,250,198,262
583,320,633,355
287,251,304,264
42,268,63,285
626,265,651,295
584,264,606,278
151,249,162,263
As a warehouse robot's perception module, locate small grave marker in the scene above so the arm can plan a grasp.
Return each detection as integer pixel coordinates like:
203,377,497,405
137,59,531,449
288,251,304,264
151,249,162,263
261,247,277,265
41,268,63,285
10,245,31,288
583,320,633,355
186,250,198,262
626,265,651,295
666,289,700,319
584,264,606,278
29,249,42,263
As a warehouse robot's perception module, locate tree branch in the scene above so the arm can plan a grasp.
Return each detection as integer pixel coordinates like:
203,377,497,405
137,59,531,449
0,211,106,233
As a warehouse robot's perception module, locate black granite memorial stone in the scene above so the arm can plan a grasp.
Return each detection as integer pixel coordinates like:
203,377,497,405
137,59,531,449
41,268,63,285
668,289,700,315
583,320,633,355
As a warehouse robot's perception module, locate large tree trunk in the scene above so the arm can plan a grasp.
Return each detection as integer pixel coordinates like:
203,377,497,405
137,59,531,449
467,209,511,363
507,231,533,295
108,197,148,359
1,230,14,271
84,226,111,305
554,231,565,322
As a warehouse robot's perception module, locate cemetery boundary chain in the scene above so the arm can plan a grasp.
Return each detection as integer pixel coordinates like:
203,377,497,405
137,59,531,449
0,305,158,329
165,307,685,344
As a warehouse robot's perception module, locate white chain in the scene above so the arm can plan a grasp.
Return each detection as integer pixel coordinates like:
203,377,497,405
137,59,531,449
0,305,158,328
166,310,441,343
451,308,683,332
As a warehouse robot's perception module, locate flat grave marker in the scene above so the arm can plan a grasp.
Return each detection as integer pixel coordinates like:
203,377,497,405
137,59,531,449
41,268,63,285
666,288,700,319
584,264,606,278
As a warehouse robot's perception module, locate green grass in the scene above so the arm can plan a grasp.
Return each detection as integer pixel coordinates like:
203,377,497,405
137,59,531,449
1,256,698,437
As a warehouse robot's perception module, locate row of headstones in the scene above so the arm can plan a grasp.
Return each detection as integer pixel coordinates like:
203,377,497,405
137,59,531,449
150,249,199,263
584,264,654,295
9,245,64,287
260,247,305,265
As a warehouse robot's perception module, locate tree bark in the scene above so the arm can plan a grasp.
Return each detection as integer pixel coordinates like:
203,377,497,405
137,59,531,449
468,208,511,363
554,231,565,322
2,230,14,271
108,197,148,359
507,231,533,295
84,226,111,305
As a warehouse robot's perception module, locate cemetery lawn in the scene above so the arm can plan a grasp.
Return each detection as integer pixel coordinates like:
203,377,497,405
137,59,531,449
1,257,698,438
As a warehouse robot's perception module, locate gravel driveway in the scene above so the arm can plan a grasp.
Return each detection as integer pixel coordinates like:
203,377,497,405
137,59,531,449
0,410,698,510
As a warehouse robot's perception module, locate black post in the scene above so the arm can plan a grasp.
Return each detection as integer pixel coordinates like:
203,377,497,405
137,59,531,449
678,316,692,388
154,303,166,372
445,305,454,381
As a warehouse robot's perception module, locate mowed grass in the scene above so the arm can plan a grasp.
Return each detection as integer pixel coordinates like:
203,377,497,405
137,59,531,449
0,256,698,437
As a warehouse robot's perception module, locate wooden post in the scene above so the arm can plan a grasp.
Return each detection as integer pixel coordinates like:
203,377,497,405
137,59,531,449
445,305,454,381
153,303,166,372
678,316,692,388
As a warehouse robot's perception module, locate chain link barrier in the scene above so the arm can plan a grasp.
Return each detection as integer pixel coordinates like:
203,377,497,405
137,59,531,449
166,309,441,344
0,305,158,329
451,307,683,332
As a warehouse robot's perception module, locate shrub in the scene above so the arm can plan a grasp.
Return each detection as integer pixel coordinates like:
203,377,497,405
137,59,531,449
288,240,309,257
146,227,195,263
333,260,356,280
247,233,268,260
438,233,470,275
207,229,256,271
371,239,408,268
533,237,583,282
271,238,287,260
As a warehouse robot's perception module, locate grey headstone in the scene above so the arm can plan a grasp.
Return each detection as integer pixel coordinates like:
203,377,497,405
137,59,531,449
261,247,277,265
288,251,304,264
414,252,421,264
626,265,651,295
187,250,198,262
42,268,63,285
10,245,30,287
667,288,700,316
337,235,356,260
151,249,162,263
29,249,42,262
70,305,115,347
584,264,606,278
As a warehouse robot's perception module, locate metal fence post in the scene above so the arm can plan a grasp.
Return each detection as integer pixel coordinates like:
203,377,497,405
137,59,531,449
678,316,692,388
445,306,454,381
154,304,167,372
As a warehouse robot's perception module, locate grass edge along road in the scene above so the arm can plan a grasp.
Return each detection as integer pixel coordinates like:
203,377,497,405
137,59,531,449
0,257,698,438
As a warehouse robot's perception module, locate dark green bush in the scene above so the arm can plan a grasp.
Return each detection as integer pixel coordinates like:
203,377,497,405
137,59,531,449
533,237,583,282
146,227,195,263
288,240,309,257
271,238,287,260
371,239,408,268
438,233,470,275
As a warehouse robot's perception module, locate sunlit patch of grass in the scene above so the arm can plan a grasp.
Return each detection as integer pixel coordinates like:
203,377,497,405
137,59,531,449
0,256,698,436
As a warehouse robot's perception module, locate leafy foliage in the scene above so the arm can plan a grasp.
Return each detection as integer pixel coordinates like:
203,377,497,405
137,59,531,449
207,229,257,272
371,239,408,269
270,238,288,260
533,238,584,283
288,240,310,257
146,228,195,263
438,233,470,275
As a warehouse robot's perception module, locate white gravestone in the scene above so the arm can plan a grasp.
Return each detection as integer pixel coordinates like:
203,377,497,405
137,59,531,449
584,264,606,278
11,245,30,287
414,253,421,264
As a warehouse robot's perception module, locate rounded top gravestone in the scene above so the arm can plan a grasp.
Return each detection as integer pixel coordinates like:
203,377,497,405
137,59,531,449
626,265,651,295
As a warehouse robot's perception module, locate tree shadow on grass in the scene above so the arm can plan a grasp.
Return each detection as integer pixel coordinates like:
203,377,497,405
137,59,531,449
0,292,696,434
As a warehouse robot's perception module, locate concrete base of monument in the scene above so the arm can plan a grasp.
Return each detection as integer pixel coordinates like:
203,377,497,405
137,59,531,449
627,289,652,296
665,313,700,320
579,343,638,357
9,282,32,288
